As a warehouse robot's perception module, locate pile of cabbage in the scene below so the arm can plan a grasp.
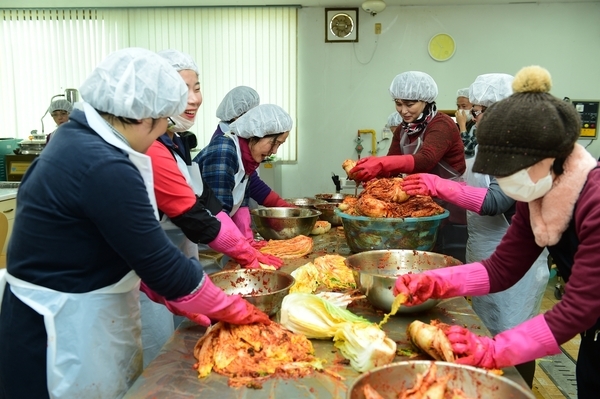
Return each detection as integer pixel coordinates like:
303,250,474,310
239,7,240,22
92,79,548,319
280,293,396,372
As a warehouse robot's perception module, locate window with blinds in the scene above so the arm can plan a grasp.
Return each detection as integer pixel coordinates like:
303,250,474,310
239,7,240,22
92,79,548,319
0,7,297,162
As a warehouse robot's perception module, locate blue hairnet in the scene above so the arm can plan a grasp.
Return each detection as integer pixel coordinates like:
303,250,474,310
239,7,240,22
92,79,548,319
216,86,260,122
157,49,199,75
389,71,438,103
230,104,292,139
469,73,514,107
456,88,470,98
48,99,73,113
386,112,402,128
80,47,187,119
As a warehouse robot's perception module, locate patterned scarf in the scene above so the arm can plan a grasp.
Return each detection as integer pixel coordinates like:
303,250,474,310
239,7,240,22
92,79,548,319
400,103,437,137
461,126,477,158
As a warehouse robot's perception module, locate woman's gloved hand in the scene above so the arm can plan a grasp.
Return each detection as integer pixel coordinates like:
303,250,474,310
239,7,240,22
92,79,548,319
401,174,487,214
393,263,491,306
210,211,283,269
445,315,561,369
141,277,272,326
349,155,415,182
263,190,295,208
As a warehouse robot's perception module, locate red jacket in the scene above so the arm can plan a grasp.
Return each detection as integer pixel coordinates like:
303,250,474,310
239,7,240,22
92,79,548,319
388,112,466,175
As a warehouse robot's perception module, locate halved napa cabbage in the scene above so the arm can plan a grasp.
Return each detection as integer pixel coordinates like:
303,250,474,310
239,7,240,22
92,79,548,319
280,293,396,372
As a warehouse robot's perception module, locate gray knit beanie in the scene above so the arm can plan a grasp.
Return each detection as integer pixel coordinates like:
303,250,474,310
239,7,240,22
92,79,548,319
472,66,581,177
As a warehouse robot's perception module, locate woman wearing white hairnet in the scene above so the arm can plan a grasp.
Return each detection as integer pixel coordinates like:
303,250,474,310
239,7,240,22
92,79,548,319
349,71,465,182
205,86,294,208
46,98,73,142
195,104,292,239
0,47,270,399
400,73,549,387
386,111,402,134
141,51,282,366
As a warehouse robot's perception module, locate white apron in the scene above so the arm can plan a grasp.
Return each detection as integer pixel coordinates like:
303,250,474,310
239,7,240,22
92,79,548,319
0,102,158,398
223,132,248,217
159,143,204,260
465,154,549,335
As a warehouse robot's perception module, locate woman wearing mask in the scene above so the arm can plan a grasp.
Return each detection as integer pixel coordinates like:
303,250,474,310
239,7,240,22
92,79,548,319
455,87,477,158
141,51,282,365
400,73,549,387
195,104,292,240
349,71,465,182
393,66,600,398
0,48,269,399
207,86,293,208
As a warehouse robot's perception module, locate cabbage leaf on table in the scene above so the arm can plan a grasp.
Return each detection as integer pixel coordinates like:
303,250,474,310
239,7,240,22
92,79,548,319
280,293,396,372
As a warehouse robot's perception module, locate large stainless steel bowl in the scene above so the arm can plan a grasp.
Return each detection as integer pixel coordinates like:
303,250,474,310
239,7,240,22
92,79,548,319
209,269,295,316
348,361,534,399
284,197,328,209
314,202,343,226
344,249,462,313
314,193,350,203
251,207,321,240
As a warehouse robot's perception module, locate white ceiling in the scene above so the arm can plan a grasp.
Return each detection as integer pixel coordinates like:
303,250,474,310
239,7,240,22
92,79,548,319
3,0,599,9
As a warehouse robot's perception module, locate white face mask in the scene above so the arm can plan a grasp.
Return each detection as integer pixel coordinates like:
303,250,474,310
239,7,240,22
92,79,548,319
168,114,195,133
497,168,553,202
457,108,473,123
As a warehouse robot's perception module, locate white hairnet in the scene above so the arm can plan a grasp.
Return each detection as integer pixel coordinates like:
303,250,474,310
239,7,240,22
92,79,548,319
386,112,402,128
80,47,187,119
230,104,292,139
456,88,470,98
469,73,514,108
158,49,199,75
389,71,438,103
49,99,73,113
216,86,260,122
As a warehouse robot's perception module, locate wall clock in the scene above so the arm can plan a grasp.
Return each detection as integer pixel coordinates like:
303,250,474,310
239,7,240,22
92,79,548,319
325,8,359,43
428,33,456,62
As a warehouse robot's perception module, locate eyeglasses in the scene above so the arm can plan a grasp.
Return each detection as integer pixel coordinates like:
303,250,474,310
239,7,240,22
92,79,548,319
269,136,286,151
51,111,68,118
471,109,484,117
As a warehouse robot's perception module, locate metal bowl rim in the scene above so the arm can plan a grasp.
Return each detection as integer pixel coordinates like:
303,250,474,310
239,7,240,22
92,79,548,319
208,269,296,297
345,249,462,267
251,207,322,219
348,360,534,399
335,207,449,222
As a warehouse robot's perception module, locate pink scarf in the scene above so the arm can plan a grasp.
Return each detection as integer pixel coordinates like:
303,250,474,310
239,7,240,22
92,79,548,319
239,137,260,176
529,144,598,246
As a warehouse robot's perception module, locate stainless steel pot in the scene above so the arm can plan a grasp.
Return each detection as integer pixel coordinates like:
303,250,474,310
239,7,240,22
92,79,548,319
348,361,534,399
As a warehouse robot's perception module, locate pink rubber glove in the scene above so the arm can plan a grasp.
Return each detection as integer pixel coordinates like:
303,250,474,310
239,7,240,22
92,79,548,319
231,206,254,242
140,277,272,326
263,190,295,208
401,174,488,213
349,155,415,182
445,314,561,369
392,263,490,306
210,211,283,269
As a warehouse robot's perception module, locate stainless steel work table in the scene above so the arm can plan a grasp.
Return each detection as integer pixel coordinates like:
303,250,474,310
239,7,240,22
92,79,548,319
124,228,529,399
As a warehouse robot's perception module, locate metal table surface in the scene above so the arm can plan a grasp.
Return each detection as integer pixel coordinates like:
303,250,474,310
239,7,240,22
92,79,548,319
124,228,529,399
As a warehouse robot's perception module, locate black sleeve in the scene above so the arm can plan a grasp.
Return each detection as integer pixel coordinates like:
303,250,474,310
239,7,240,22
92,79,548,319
170,182,224,244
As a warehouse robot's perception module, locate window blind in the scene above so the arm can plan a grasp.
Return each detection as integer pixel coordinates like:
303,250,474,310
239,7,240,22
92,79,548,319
0,7,297,162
